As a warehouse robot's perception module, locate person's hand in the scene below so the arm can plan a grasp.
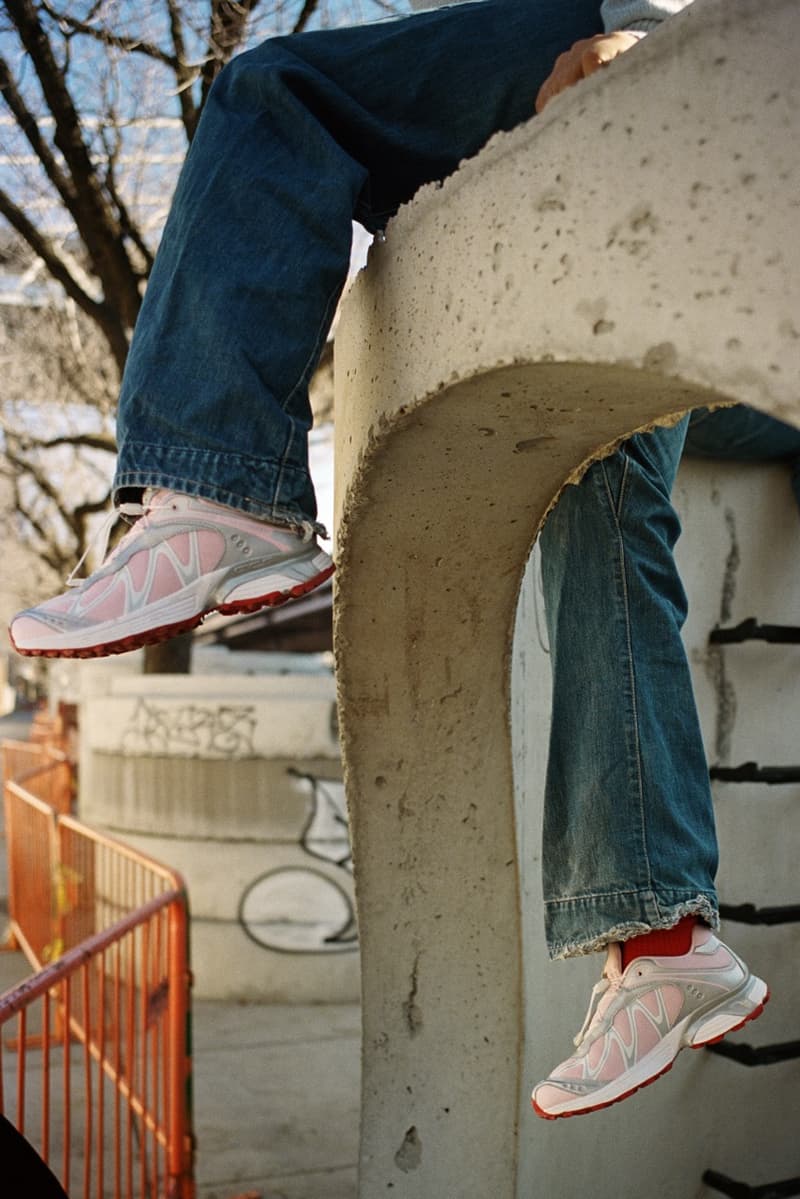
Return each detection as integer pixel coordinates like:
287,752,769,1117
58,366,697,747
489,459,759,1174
535,31,644,114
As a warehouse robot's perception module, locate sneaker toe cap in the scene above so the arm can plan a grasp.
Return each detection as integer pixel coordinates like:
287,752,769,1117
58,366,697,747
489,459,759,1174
531,1081,577,1114
10,612,63,649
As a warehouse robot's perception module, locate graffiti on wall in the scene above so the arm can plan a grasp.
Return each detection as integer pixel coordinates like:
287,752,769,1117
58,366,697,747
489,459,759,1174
120,699,257,757
238,770,358,955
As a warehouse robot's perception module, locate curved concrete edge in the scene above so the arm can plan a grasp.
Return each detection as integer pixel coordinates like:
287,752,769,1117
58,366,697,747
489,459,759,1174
333,370,729,1196
335,0,799,495
333,1,799,1195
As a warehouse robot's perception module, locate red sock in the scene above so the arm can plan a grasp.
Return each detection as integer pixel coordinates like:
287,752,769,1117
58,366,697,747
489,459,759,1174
620,916,698,971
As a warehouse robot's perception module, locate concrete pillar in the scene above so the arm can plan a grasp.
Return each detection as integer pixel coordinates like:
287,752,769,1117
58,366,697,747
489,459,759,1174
333,0,799,1193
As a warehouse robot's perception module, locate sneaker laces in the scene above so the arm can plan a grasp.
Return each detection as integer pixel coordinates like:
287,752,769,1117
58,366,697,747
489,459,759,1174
65,494,171,587
65,493,320,587
295,521,317,543
573,945,624,1048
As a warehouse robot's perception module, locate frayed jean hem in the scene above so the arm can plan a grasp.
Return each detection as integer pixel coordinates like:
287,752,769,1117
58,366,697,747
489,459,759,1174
546,890,719,960
113,455,327,540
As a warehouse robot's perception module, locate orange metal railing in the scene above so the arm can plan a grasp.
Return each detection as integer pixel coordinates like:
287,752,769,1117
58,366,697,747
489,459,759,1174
1,739,73,816
3,780,58,966
1,744,195,1198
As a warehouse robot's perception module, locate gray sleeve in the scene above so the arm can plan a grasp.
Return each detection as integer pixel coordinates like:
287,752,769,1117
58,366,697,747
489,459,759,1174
601,0,694,33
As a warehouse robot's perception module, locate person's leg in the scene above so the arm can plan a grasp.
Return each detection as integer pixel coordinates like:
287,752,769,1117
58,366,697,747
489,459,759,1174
531,416,769,1120
11,0,605,659
115,0,604,527
685,404,800,512
538,416,719,959
537,404,800,956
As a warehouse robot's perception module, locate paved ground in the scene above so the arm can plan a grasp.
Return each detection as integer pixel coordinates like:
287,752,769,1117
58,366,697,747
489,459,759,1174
192,1001,360,1199
0,708,362,1199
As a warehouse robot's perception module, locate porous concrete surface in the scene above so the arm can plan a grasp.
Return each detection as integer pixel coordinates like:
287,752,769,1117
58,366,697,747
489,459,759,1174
333,0,799,1194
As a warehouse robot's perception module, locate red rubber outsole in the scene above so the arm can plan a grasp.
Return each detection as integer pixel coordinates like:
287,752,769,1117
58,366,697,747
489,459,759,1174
10,564,335,660
532,988,770,1120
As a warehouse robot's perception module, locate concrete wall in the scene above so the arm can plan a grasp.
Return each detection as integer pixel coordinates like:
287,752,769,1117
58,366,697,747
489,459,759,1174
77,663,359,1001
333,0,799,1193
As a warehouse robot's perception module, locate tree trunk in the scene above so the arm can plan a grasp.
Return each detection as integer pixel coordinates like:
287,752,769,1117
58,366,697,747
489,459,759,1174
143,632,193,674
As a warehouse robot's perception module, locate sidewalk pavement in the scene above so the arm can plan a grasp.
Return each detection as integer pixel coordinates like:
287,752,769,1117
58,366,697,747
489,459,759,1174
0,717,362,1199
0,944,361,1199
191,1000,360,1199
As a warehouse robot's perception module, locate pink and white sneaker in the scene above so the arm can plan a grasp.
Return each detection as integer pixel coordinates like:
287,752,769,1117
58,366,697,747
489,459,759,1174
9,490,334,659
532,926,769,1119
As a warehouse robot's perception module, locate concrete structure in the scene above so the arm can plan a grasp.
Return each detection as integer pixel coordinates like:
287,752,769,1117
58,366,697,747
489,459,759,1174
333,0,800,1194
76,657,359,1001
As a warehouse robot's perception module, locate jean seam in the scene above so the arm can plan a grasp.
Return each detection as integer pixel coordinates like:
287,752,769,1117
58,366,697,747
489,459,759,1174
545,887,661,905
282,277,343,414
113,454,323,528
272,278,343,510
116,440,308,478
273,419,297,518
599,457,654,899
545,886,717,905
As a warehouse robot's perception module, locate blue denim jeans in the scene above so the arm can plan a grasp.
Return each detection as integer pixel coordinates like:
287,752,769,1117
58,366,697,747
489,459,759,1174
115,1,800,958
115,0,604,529
539,406,800,957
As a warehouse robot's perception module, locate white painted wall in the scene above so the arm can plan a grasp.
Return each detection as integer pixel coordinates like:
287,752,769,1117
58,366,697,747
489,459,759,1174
76,661,359,1001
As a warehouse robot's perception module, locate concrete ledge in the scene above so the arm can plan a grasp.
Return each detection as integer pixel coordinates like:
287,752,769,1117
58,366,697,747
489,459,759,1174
333,0,799,1194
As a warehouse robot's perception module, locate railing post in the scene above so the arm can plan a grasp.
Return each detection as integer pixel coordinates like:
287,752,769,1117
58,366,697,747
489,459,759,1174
2,779,20,952
167,893,195,1199
1,741,196,1199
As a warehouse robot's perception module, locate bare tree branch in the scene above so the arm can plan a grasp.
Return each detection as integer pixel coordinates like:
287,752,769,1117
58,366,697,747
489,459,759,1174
9,486,65,574
165,0,201,140
292,0,320,34
4,441,82,546
0,54,75,207
98,119,155,277
25,432,116,453
4,435,112,565
72,492,114,524
4,0,142,329
0,186,100,312
0,189,131,370
200,0,261,109
40,1,178,69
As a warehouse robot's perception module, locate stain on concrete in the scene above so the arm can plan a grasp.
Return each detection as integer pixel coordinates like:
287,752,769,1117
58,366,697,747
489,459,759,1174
402,952,423,1036
394,1126,422,1173
593,319,616,335
704,645,737,764
514,436,558,453
704,506,740,762
720,507,740,624
629,205,659,235
643,342,678,372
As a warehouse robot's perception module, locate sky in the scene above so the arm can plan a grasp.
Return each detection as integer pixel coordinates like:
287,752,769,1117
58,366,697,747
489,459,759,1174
0,1,389,585
0,0,412,253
